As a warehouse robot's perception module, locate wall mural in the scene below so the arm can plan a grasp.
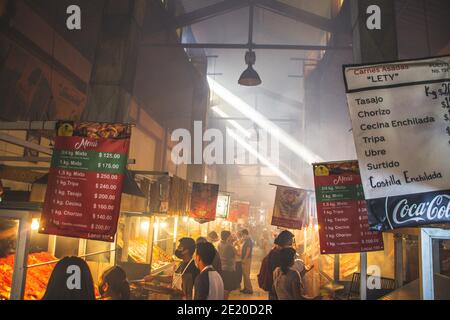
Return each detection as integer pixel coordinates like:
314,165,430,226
0,35,86,121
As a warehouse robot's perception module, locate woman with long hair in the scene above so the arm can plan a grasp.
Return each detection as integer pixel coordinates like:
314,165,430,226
42,256,96,300
272,247,304,300
99,266,130,300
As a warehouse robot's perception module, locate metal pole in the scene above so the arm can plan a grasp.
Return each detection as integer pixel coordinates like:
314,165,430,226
419,228,434,300
394,234,404,288
140,42,350,51
10,214,31,300
333,254,340,282
122,215,131,262
360,252,367,300
78,238,87,258
248,2,254,49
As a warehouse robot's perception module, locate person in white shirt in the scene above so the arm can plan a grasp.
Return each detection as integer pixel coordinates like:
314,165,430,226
194,242,224,300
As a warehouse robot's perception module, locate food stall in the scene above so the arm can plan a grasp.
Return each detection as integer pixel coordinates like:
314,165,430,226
0,167,156,300
0,160,218,300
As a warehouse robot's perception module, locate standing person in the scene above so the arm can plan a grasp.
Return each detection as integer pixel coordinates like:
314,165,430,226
193,242,224,300
257,230,295,300
240,229,254,294
234,231,243,291
196,236,222,274
99,266,130,300
217,230,237,299
261,230,271,256
207,231,220,245
42,256,96,300
273,247,304,300
145,237,199,300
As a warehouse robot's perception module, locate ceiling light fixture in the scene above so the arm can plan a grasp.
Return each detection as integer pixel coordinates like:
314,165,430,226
239,51,262,86
239,3,262,86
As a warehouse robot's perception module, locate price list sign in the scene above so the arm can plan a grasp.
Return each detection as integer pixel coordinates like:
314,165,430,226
40,122,131,242
344,55,450,231
313,161,384,254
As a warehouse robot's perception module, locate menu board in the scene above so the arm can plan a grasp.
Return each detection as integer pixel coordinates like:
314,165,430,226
313,161,384,254
344,55,450,231
40,122,131,242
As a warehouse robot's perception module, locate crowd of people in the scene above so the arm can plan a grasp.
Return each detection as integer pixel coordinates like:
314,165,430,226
34,229,255,301
1,219,311,300
258,230,313,300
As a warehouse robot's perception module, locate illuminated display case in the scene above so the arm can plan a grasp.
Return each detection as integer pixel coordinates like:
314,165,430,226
0,206,117,300
116,213,175,280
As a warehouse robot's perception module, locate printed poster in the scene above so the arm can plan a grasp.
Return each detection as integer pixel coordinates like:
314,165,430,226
271,186,307,230
216,194,231,219
0,35,86,121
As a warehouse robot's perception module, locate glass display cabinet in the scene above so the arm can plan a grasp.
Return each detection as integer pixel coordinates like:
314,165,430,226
116,212,176,281
0,206,118,300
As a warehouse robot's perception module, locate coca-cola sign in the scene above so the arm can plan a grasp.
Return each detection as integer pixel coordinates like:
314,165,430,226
367,190,450,231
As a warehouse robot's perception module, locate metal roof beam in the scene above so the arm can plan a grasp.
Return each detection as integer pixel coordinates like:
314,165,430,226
141,42,349,50
254,0,334,32
0,132,53,155
174,0,249,29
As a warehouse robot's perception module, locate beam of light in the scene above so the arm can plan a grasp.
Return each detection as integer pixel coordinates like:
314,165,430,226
227,128,300,188
212,106,302,180
208,77,323,165
211,106,252,138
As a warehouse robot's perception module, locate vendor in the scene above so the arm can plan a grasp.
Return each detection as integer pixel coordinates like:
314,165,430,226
145,237,199,300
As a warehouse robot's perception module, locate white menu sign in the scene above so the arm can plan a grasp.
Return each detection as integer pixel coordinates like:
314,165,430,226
343,55,450,231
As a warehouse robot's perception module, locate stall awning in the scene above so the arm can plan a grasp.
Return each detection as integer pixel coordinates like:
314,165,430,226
0,165,47,184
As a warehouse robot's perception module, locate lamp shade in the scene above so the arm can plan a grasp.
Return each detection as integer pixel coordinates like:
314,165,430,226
238,65,262,86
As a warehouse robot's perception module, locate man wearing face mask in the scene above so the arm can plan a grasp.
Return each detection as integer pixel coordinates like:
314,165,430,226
145,237,199,300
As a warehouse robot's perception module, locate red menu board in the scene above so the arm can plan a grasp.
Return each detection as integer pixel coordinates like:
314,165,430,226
313,161,384,254
39,122,131,242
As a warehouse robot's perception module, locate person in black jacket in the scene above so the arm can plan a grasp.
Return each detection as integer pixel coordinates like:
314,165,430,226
262,230,295,300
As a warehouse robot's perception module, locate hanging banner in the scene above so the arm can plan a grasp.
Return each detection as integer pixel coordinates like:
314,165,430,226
189,182,219,221
271,186,307,230
343,55,450,231
228,201,250,223
149,175,170,214
313,161,384,254
40,122,131,242
168,176,190,216
216,194,231,219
